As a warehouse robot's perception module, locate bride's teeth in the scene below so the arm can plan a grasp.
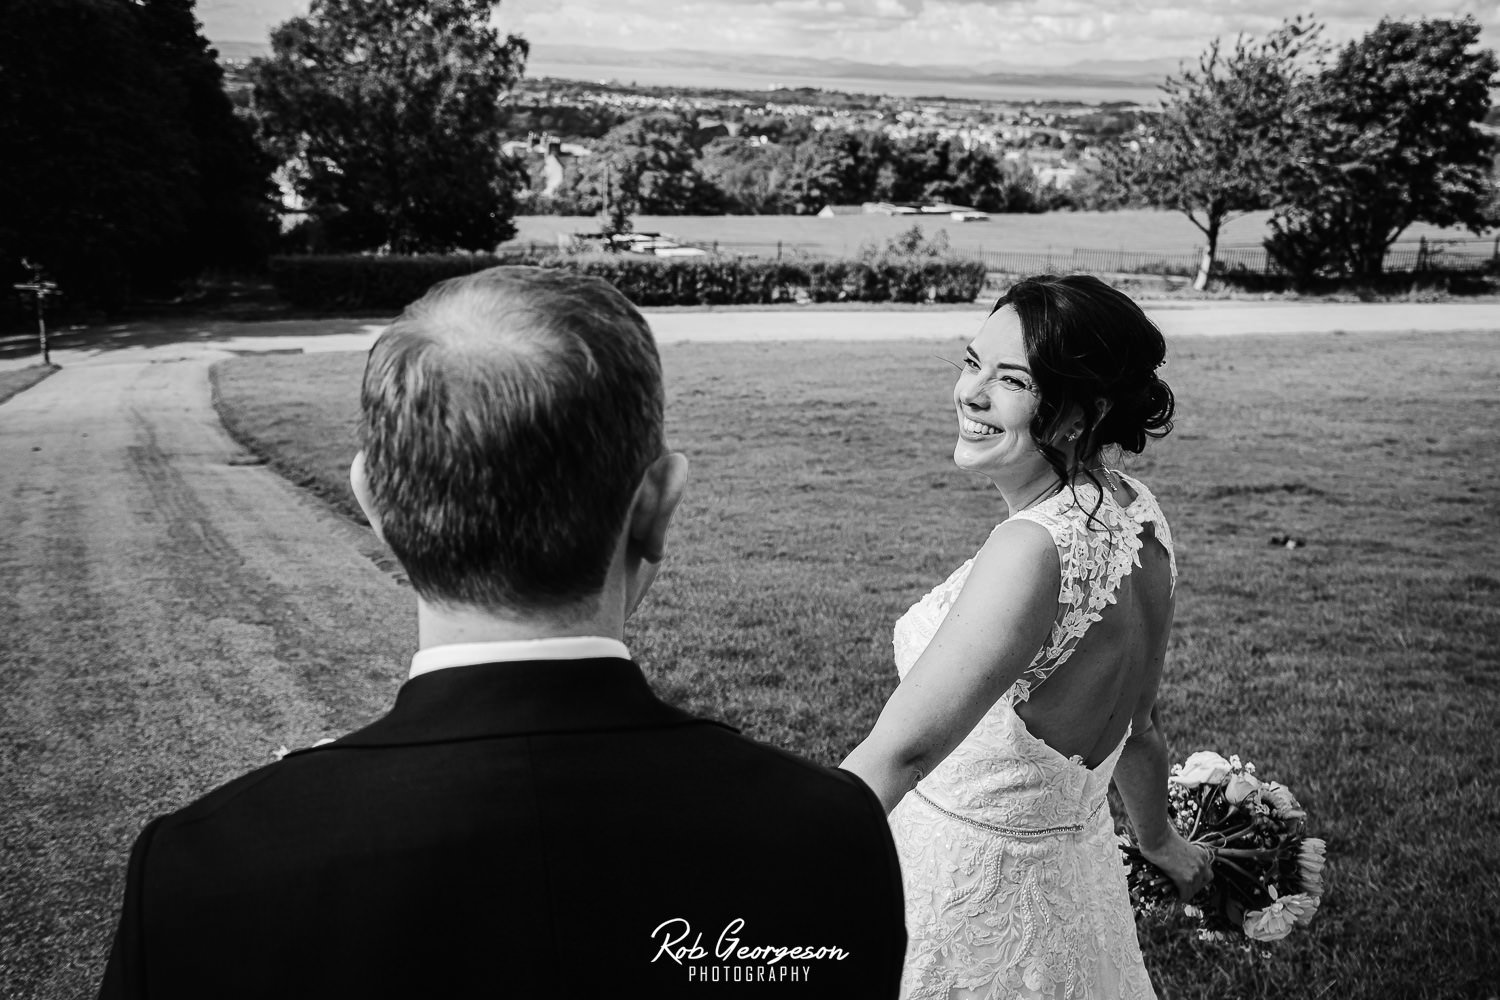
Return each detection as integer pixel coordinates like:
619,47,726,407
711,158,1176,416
962,417,999,436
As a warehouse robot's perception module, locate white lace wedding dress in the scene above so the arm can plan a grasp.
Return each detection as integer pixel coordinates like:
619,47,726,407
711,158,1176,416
889,473,1173,1000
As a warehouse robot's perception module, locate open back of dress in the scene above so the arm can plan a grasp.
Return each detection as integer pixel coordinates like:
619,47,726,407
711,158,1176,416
889,472,1174,1000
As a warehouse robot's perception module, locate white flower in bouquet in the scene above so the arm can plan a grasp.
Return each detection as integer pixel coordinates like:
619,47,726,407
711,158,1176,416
1224,769,1262,804
1242,885,1320,942
1172,750,1232,788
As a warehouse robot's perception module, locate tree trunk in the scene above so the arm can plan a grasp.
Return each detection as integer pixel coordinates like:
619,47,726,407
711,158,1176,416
1193,217,1221,291
1354,240,1385,280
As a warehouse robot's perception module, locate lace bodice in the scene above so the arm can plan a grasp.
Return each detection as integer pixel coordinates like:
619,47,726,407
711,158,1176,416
889,472,1171,1000
895,472,1175,700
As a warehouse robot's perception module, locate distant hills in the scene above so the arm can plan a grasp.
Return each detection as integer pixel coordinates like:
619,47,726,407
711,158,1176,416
210,38,1185,92
212,39,271,62
531,44,1184,89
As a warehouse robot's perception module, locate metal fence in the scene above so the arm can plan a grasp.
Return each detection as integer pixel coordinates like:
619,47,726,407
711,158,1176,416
1202,237,1498,277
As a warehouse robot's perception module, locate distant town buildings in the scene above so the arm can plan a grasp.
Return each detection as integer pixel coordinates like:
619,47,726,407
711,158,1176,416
515,76,1151,193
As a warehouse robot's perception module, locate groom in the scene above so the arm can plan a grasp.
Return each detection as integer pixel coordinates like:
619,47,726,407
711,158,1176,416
99,267,905,998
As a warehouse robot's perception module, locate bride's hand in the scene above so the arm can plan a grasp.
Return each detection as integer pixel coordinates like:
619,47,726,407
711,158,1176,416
1140,831,1215,902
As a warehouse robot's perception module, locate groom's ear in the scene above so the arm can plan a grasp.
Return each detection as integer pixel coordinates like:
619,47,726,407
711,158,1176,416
349,450,387,544
628,452,690,563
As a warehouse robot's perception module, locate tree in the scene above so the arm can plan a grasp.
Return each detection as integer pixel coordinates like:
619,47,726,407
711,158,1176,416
1101,19,1323,288
922,143,1008,212
0,0,276,312
699,137,793,214
781,134,852,215
1266,17,1498,282
562,115,721,219
138,0,279,271
872,137,938,203
1069,144,1151,212
252,0,529,252
992,158,1067,214
837,131,895,205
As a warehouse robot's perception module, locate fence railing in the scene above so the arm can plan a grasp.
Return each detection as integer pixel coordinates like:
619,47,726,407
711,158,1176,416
1206,237,1498,277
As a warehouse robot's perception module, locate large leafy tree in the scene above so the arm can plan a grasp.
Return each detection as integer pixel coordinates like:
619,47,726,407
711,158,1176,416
253,0,529,252
0,0,275,311
1266,17,1498,282
1101,19,1322,288
563,116,722,221
139,0,279,272
872,136,938,203
700,129,892,215
781,135,854,215
699,137,792,214
922,143,1032,213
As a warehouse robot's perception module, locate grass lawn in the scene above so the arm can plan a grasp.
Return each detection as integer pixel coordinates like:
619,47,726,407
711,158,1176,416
0,364,58,406
213,328,1500,998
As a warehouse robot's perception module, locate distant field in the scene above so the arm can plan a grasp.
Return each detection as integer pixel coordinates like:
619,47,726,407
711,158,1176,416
213,329,1500,999
504,209,1497,261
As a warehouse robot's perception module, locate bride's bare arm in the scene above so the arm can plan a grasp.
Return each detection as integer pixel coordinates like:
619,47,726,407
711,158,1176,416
840,519,1059,814
1114,706,1214,900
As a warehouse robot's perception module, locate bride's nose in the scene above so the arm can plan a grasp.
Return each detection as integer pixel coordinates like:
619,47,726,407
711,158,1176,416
957,374,989,410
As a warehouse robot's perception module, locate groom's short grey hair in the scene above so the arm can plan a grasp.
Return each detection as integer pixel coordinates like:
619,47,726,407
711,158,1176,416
359,266,664,613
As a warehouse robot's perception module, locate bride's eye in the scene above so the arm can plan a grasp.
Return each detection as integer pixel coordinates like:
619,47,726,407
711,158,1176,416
1000,375,1031,390
962,356,981,372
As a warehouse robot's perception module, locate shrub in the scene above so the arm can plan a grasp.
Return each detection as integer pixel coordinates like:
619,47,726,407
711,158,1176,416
267,252,987,310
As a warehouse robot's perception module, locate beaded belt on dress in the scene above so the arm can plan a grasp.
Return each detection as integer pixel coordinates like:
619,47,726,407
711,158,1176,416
913,789,1104,839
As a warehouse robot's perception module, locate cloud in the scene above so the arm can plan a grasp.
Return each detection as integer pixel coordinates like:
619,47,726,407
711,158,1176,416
199,0,1500,70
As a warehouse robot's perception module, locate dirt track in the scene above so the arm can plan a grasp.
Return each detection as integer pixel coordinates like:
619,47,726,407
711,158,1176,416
0,353,413,998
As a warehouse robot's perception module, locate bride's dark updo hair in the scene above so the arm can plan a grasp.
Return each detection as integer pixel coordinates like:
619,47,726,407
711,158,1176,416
991,274,1175,493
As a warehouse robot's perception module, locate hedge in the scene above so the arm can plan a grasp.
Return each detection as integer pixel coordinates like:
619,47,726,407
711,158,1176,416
265,253,533,311
266,252,988,311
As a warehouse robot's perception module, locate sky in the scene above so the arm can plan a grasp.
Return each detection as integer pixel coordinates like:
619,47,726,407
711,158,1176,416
197,0,1500,70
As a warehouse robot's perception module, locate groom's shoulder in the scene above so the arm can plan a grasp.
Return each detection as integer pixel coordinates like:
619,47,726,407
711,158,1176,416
148,754,304,832
675,722,884,814
147,735,397,835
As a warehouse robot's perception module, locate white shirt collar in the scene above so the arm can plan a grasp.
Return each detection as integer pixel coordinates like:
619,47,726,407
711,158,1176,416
409,636,631,680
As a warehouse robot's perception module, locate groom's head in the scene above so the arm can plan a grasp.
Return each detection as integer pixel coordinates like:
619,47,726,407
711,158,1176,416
352,266,671,615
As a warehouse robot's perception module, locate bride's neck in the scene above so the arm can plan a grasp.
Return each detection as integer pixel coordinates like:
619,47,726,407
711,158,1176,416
997,469,1064,516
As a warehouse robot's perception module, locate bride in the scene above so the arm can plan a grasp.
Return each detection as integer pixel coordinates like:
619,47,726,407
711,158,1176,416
842,274,1213,1000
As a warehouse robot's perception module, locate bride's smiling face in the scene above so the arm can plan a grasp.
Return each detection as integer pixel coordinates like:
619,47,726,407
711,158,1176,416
952,306,1052,481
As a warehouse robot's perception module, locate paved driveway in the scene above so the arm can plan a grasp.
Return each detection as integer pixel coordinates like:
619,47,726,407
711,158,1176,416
2,300,1497,373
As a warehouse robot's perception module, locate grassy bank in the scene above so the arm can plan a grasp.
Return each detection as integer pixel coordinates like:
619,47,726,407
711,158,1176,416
212,329,1499,998
0,365,58,406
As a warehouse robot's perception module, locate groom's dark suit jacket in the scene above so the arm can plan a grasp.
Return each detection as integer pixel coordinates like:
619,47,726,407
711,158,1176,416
99,658,905,998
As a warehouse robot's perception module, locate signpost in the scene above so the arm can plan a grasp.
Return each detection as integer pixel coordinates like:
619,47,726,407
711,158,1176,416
12,260,59,366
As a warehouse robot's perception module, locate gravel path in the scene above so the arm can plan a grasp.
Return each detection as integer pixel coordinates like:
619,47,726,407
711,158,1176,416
0,352,413,998
2,300,1497,373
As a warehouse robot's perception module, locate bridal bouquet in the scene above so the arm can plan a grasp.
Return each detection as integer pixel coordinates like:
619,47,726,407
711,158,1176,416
1120,751,1327,943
